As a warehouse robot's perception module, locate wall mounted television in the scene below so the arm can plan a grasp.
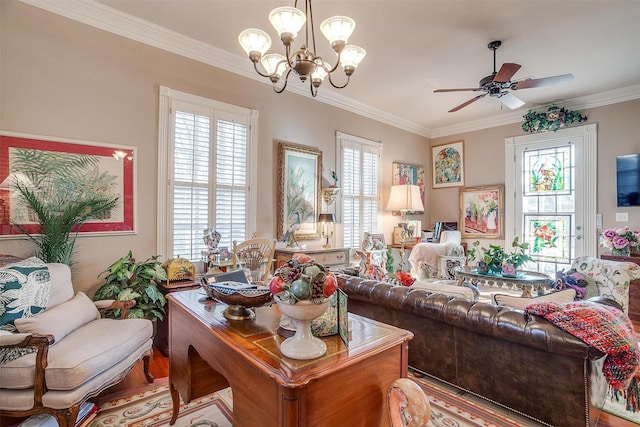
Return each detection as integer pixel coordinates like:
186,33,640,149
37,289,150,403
617,153,640,206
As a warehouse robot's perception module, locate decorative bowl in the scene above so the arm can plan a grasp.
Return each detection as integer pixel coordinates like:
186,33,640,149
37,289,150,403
206,284,272,320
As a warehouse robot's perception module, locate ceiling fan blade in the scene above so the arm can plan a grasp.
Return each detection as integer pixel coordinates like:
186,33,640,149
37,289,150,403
434,88,482,93
513,73,574,90
494,63,521,83
448,93,488,112
499,92,525,109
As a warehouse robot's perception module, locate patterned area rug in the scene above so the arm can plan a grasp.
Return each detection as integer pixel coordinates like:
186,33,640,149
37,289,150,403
90,376,546,427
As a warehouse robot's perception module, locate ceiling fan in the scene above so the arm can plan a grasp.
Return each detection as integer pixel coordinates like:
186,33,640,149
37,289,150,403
434,40,574,112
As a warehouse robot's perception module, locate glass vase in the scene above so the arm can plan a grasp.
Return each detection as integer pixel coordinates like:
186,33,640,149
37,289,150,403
611,247,631,257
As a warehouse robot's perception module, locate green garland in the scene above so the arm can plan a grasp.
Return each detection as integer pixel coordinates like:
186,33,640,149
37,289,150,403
522,104,587,133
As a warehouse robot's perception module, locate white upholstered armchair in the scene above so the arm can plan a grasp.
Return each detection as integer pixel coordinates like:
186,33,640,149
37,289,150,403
0,259,154,426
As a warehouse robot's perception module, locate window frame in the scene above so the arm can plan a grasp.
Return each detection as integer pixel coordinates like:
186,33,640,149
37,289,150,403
336,131,382,249
157,86,258,261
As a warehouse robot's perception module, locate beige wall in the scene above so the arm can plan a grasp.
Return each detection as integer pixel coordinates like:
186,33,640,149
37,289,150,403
0,1,429,293
431,98,640,252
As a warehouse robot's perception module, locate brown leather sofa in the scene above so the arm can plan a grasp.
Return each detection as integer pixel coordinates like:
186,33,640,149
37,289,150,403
336,274,609,427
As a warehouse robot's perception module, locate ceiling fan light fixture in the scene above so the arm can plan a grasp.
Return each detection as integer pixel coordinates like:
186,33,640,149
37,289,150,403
433,40,574,112
239,0,364,97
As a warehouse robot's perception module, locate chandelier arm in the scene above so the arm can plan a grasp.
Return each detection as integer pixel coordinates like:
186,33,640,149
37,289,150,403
273,68,293,94
327,73,350,89
309,79,319,98
321,53,341,74
307,0,318,55
252,61,273,79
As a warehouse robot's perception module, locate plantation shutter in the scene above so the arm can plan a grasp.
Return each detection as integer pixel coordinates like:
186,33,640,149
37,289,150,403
339,133,381,249
172,107,211,260
161,89,256,263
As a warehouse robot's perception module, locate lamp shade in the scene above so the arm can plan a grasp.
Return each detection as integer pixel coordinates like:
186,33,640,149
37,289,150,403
386,185,424,212
318,213,336,223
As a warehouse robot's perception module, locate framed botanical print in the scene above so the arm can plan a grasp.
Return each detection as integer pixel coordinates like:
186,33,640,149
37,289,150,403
432,141,464,188
276,141,322,241
459,184,504,239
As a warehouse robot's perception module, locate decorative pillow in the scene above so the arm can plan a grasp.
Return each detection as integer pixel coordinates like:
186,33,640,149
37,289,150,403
410,280,476,300
15,292,99,343
492,289,576,310
0,257,51,332
571,255,640,313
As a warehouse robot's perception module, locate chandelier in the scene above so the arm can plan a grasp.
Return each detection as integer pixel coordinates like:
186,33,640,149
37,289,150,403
238,0,366,97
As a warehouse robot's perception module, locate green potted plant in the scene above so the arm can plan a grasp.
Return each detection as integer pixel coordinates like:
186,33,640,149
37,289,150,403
93,251,168,321
13,181,118,266
468,238,533,274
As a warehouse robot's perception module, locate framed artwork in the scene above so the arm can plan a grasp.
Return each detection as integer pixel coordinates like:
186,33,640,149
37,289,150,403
276,141,322,241
432,141,464,188
392,162,425,215
0,131,136,237
459,184,504,239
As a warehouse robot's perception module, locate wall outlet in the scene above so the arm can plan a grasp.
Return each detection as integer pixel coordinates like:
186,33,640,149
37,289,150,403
616,212,629,222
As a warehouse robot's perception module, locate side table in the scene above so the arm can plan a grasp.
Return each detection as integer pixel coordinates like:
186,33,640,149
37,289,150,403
155,279,201,356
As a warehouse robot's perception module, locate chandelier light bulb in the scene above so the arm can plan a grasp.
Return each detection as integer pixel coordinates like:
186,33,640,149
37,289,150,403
340,45,366,74
320,16,355,50
269,6,306,44
238,28,272,61
261,53,288,80
311,60,329,86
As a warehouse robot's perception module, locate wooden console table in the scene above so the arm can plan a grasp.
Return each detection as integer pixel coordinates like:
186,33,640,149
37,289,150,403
168,290,412,427
601,254,640,321
274,247,349,270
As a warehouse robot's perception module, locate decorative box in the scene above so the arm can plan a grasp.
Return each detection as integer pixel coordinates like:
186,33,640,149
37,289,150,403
162,257,195,282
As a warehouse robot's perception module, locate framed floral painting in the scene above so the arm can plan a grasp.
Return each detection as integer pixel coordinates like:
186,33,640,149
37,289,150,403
432,141,464,188
459,184,504,239
276,140,322,241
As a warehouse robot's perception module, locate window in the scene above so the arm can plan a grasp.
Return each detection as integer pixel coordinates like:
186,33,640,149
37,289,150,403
337,132,382,249
158,87,257,262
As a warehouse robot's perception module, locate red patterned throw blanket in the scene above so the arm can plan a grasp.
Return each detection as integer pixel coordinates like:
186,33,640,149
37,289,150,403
525,301,640,412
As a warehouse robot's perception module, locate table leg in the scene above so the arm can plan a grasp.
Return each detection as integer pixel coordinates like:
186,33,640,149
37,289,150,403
169,382,180,425
521,285,532,298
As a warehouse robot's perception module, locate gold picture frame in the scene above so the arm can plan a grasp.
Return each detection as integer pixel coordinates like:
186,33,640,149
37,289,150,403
276,140,322,241
459,184,504,239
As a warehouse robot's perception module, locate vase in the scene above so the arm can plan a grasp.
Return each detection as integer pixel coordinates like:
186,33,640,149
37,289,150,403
611,247,631,257
276,298,330,360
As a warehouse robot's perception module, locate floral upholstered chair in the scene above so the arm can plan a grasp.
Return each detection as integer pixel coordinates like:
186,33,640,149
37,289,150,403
571,255,640,314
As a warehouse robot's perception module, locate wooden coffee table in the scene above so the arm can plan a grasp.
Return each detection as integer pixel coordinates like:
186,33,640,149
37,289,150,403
168,290,413,427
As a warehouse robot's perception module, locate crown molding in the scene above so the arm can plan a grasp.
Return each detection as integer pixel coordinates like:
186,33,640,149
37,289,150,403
20,0,432,138
18,0,640,140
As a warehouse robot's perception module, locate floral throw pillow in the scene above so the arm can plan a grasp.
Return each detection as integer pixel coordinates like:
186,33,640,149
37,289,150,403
0,257,51,333
571,255,640,313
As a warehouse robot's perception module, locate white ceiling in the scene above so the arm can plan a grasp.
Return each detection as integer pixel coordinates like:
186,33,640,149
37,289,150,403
24,0,640,137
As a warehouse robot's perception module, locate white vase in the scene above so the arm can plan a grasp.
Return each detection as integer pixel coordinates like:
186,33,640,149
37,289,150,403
276,298,330,360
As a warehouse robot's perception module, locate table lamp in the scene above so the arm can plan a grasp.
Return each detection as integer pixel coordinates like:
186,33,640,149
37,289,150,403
386,184,424,271
318,213,336,249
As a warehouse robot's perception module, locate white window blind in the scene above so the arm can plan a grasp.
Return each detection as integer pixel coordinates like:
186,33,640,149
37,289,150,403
158,87,257,263
338,132,381,249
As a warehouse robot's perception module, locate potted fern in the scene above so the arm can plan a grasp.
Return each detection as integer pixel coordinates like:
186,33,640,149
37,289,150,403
93,251,168,321
13,181,118,266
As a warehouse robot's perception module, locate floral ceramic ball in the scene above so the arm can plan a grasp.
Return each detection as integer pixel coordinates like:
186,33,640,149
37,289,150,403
269,253,338,304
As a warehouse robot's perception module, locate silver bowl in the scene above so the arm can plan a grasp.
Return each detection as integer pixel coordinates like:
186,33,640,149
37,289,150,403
206,284,272,320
